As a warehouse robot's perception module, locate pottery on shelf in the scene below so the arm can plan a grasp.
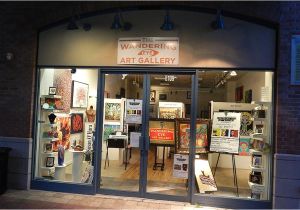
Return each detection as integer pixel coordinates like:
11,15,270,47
48,113,56,124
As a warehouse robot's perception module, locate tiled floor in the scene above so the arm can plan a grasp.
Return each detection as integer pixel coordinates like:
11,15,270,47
0,189,229,209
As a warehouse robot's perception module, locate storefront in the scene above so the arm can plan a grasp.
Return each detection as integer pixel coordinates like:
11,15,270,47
31,7,276,209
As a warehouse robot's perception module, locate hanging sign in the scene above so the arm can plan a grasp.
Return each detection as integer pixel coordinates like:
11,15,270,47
210,112,241,154
173,154,189,179
125,99,143,124
118,37,179,65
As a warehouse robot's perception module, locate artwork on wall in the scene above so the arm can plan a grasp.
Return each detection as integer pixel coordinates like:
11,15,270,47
239,137,250,156
53,69,72,113
245,89,252,103
175,119,210,154
70,113,84,134
72,81,89,108
54,114,71,151
150,90,156,103
149,119,175,145
48,87,57,95
103,124,121,141
105,102,121,121
159,93,167,101
195,159,217,193
235,86,243,102
43,143,53,153
45,157,55,167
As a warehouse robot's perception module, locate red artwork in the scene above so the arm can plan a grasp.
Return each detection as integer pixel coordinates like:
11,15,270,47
53,115,71,151
71,113,83,134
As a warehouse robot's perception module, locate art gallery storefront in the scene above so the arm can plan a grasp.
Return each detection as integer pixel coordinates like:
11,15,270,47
31,7,276,209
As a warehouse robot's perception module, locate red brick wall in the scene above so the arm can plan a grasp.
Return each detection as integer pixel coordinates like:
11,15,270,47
0,2,298,154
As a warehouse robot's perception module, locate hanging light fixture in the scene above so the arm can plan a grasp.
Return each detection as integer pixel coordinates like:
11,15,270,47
111,12,132,31
111,13,122,30
67,17,79,30
160,11,174,31
211,9,224,30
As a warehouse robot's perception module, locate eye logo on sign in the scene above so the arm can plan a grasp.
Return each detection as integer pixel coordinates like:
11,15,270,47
138,49,160,56
118,37,179,65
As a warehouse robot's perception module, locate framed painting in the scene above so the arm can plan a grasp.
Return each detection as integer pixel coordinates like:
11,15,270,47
72,81,89,108
149,119,175,145
150,90,156,103
54,114,71,151
70,113,84,134
175,119,210,154
104,102,121,121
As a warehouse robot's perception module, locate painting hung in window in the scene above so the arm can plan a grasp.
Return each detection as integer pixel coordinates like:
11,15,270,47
72,81,89,108
175,119,210,154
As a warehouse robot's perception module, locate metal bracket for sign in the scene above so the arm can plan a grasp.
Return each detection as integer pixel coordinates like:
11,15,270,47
213,153,239,197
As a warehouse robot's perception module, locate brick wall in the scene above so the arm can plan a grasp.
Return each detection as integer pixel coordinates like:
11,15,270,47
0,2,298,154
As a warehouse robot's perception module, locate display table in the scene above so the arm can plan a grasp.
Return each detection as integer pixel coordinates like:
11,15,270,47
70,150,85,182
54,164,66,180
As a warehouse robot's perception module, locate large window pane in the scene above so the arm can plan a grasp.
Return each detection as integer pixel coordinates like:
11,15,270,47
34,68,98,184
194,70,273,201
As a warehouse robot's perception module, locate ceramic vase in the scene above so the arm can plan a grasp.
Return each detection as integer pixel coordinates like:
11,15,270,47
57,145,65,166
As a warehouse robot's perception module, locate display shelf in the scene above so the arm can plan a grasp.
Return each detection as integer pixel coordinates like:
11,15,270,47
250,133,267,141
40,166,55,170
41,137,59,142
41,95,62,99
248,181,265,192
55,164,66,168
253,118,267,121
250,165,265,171
39,122,58,126
41,152,55,155
249,149,263,155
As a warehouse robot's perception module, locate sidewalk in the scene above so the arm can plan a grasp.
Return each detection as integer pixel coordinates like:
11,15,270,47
0,190,228,209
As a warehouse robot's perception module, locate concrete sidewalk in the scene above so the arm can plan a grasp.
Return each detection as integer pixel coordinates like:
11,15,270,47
0,189,229,209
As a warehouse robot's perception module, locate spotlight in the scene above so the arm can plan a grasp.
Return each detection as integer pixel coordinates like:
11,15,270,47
83,23,92,31
160,11,174,31
111,13,122,30
230,71,237,76
67,17,79,30
211,9,224,30
71,68,76,74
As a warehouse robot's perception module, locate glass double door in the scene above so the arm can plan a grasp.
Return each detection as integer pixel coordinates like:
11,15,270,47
99,71,193,200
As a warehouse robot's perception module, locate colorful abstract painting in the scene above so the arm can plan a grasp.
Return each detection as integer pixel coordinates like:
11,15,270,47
104,102,121,121
70,113,84,134
53,114,71,151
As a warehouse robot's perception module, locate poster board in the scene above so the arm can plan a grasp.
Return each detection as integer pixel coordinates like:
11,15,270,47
158,102,185,119
210,112,241,154
175,119,210,154
173,154,189,179
195,159,217,193
125,99,142,124
149,119,175,145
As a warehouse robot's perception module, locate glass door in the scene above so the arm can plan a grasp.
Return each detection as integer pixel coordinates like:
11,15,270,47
144,73,193,200
98,71,194,202
99,72,144,192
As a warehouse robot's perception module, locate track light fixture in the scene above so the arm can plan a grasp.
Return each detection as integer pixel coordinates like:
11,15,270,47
211,9,224,30
160,11,174,31
111,12,132,31
67,17,79,30
71,68,76,74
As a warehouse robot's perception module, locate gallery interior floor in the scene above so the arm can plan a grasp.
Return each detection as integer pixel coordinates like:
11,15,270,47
100,147,251,199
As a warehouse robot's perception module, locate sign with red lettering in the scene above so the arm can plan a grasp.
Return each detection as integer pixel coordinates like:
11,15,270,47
118,37,179,65
149,120,175,145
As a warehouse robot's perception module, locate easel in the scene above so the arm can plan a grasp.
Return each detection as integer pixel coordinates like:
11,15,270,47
213,153,239,197
153,144,166,171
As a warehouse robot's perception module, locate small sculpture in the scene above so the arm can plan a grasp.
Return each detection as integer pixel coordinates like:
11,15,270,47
48,113,56,124
86,105,96,122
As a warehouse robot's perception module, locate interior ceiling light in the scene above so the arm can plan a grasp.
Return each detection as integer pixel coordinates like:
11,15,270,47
160,11,174,31
230,71,237,76
211,9,224,30
164,75,176,81
67,17,79,30
111,12,132,31
122,74,128,80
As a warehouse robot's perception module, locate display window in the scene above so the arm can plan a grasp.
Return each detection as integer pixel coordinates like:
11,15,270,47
34,68,98,184
193,70,273,201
